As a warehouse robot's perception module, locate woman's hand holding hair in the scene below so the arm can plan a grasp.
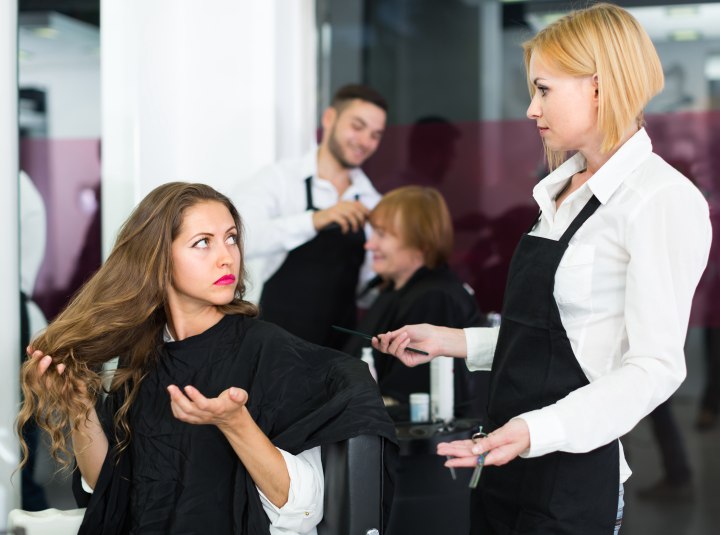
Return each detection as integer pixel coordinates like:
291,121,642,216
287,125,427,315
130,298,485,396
371,323,468,366
167,384,291,508
436,418,530,469
24,346,108,489
27,346,68,387
25,346,93,413
26,346,95,412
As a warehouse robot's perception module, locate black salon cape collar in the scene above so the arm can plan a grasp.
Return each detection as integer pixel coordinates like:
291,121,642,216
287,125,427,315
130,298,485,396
73,314,396,534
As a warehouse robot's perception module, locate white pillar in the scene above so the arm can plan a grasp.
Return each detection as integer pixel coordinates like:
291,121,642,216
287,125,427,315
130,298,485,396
479,0,503,122
275,1,318,160
0,0,22,522
478,0,504,194
101,0,317,259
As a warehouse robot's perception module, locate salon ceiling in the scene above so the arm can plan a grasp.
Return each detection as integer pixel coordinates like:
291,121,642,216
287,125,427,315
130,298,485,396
18,0,720,30
19,0,99,27
524,1,720,41
18,10,99,66
16,0,720,64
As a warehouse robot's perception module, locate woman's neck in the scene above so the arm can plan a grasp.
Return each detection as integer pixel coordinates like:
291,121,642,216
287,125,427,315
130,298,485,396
392,260,426,290
555,168,589,208
581,124,639,176
557,125,639,208
166,305,224,341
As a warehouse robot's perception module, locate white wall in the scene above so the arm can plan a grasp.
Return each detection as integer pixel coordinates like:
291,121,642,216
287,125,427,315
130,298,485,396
0,0,22,524
101,0,317,258
20,62,100,139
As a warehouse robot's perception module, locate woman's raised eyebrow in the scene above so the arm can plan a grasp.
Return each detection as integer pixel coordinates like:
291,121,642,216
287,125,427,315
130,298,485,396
185,232,212,244
188,225,236,240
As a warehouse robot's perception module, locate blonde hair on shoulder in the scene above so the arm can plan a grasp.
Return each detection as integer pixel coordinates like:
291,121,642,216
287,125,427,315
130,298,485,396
523,2,664,169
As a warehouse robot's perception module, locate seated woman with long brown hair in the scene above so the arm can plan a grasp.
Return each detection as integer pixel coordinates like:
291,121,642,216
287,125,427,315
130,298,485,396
18,182,394,535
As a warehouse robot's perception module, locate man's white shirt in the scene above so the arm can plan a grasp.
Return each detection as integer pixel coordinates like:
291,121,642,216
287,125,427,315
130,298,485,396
233,149,381,303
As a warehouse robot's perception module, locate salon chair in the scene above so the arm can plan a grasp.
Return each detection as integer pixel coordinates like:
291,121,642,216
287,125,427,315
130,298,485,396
386,419,480,535
318,434,387,535
7,508,83,535
8,434,389,535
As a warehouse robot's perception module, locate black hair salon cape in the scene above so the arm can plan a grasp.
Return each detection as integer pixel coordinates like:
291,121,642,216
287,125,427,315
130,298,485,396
72,314,397,534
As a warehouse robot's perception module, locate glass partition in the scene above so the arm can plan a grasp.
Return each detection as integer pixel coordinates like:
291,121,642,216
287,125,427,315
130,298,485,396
318,0,720,322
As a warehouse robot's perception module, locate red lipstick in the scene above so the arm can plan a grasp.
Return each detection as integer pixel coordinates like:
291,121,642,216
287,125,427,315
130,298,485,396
214,274,236,286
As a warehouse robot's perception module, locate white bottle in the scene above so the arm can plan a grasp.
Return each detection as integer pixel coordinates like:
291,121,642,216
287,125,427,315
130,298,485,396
361,346,378,382
430,356,454,422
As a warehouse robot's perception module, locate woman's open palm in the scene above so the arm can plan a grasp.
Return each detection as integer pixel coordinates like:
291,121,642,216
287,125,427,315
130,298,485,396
167,384,249,430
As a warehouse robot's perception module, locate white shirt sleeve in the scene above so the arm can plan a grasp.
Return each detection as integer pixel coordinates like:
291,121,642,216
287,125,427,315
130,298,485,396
518,183,711,458
256,446,324,533
234,166,317,259
464,327,499,371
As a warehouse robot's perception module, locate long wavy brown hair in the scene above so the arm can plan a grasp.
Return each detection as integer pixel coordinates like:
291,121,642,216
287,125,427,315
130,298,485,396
17,182,258,470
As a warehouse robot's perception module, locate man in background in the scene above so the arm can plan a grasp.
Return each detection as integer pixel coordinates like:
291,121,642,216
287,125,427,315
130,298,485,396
234,84,387,349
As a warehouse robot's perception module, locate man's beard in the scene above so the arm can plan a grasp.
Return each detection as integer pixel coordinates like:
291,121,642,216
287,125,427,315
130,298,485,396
328,126,360,169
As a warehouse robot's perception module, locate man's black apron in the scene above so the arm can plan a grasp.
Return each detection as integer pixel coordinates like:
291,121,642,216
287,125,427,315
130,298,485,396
473,195,619,535
259,176,366,349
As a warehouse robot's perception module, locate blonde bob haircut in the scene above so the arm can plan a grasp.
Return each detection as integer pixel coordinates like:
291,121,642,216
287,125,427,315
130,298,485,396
523,2,664,170
370,186,453,269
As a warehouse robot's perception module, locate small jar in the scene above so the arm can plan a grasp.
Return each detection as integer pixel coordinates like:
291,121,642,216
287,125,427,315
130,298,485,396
409,392,430,422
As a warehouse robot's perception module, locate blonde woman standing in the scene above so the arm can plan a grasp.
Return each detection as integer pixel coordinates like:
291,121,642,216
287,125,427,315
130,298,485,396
375,4,711,533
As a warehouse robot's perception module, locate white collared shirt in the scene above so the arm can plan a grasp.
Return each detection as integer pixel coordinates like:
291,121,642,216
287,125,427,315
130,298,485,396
233,149,381,302
465,128,712,483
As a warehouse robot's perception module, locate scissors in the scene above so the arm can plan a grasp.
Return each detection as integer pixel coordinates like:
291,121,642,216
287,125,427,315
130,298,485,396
468,426,488,489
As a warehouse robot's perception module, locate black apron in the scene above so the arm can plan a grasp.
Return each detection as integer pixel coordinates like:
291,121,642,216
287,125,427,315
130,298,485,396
474,195,619,535
259,176,366,349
